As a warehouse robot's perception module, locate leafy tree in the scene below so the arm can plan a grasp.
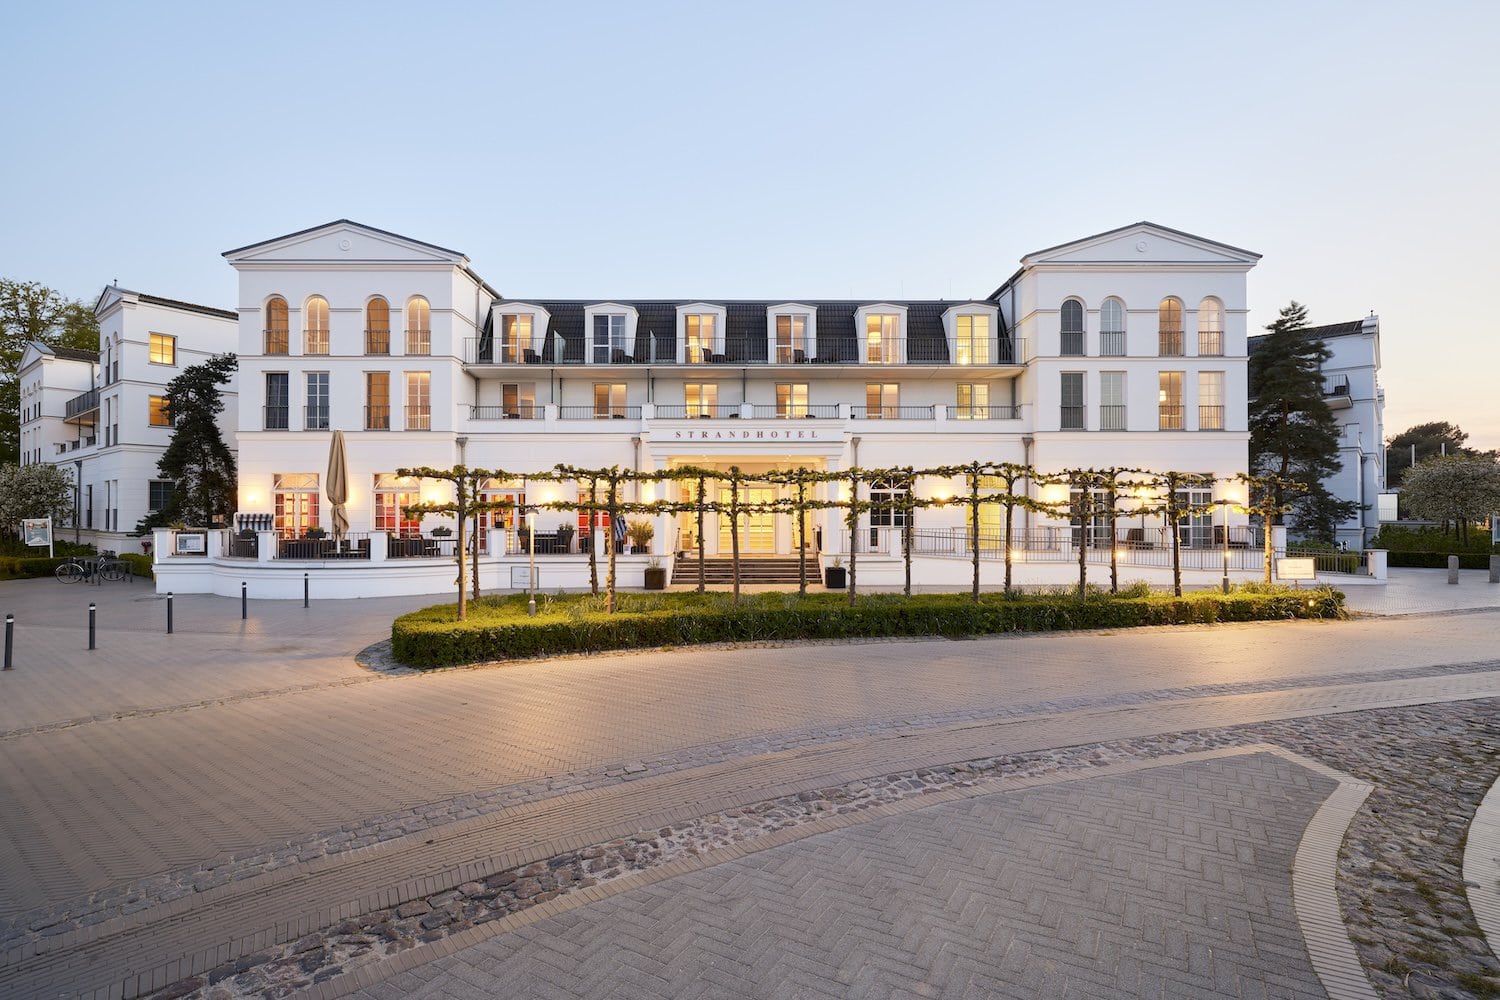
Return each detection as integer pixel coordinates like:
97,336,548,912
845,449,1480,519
1400,455,1500,545
137,353,238,531
0,462,74,534
1385,421,1490,486
0,279,100,464
1248,301,1358,540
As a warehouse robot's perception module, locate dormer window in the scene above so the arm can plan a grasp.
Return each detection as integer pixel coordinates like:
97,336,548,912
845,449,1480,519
774,314,807,363
865,314,900,364
684,314,715,364
942,304,1000,366
593,314,627,363
767,304,818,364
501,314,533,362
955,315,990,364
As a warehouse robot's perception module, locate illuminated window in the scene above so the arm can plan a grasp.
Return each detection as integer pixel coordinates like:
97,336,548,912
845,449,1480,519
149,333,176,365
593,383,627,418
685,315,715,364
405,371,431,429
148,395,172,427
273,472,319,539
365,372,390,430
955,315,991,364
774,315,807,363
685,382,717,416
406,297,431,355
775,382,808,418
956,382,989,419
501,314,532,362
304,295,329,355
265,297,289,354
1100,298,1126,356
1159,371,1184,429
865,383,899,419
865,315,900,364
373,473,421,537
1060,299,1085,356
1198,298,1224,356
1158,298,1184,356
366,297,390,354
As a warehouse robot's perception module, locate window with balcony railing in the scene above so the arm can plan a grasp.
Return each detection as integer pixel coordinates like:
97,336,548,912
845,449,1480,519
304,295,330,355
405,405,431,431
1060,372,1085,430
1198,405,1224,430
1197,298,1224,356
1100,298,1125,356
1158,297,1184,356
366,297,390,354
1159,371,1184,429
406,297,431,355
1158,404,1185,430
1099,405,1127,431
364,404,390,430
1060,298,1085,357
265,296,290,355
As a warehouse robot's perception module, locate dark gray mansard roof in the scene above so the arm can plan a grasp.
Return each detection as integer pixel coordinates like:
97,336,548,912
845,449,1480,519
1247,319,1368,354
502,300,1007,364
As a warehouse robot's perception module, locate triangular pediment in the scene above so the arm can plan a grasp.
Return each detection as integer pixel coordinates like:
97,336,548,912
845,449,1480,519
93,284,132,316
1022,222,1260,267
223,220,468,266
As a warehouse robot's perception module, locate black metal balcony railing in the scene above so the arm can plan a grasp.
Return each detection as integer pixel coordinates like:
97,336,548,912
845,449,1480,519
1198,331,1224,356
304,405,330,431
65,388,99,420
1060,331,1085,356
654,404,743,419
1198,405,1225,430
365,404,390,430
304,334,329,355
405,405,432,431
560,405,642,420
853,405,936,420
1325,374,1350,396
750,404,841,419
365,329,391,355
470,404,540,420
1159,331,1184,356
1099,405,1127,431
464,335,1024,367
406,330,431,355
947,405,1020,420
264,405,289,430
263,330,289,355
1158,404,1185,430
1060,405,1085,431
1099,331,1126,356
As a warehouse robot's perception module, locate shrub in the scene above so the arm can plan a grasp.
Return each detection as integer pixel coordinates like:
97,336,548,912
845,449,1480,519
1386,551,1493,570
390,589,1346,668
118,553,154,579
1370,526,1493,554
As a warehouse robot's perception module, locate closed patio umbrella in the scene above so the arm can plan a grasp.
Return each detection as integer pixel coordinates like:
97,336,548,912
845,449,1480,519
327,429,349,542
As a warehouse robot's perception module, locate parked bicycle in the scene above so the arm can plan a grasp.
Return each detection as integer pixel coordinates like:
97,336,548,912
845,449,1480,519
54,556,130,584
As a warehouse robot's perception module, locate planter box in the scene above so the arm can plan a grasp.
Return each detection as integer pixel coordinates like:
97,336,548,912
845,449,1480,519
643,566,667,590
824,566,846,589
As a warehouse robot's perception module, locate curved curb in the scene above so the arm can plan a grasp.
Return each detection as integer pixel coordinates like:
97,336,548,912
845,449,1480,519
1288,755,1379,999
1464,771,1500,960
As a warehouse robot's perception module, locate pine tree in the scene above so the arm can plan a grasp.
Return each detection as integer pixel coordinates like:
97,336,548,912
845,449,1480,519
1248,302,1358,540
138,353,238,530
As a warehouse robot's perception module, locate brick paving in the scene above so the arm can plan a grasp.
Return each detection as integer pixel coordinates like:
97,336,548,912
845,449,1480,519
0,576,1494,998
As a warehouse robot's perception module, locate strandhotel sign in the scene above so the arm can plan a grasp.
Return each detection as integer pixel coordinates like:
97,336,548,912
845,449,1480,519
672,428,828,441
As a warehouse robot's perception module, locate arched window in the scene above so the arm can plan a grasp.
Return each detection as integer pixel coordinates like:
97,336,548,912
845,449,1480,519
366,297,390,354
1158,297,1183,356
304,295,329,355
1100,298,1125,356
1197,297,1223,356
265,296,289,355
1060,298,1085,356
406,297,430,355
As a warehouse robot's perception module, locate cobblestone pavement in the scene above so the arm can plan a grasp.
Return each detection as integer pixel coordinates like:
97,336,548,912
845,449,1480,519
0,578,1495,999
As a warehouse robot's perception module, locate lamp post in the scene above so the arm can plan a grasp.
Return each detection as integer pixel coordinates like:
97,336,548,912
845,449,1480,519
527,510,537,617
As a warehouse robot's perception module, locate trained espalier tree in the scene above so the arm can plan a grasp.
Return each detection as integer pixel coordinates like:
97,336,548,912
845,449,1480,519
398,465,520,621
1248,301,1358,540
1236,472,1308,584
1137,471,1216,597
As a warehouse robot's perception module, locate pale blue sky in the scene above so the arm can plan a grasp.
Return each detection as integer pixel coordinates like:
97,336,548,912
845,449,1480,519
3,1,1496,448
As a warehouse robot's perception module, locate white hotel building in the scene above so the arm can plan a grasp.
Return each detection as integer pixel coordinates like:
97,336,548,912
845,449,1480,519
157,219,1262,596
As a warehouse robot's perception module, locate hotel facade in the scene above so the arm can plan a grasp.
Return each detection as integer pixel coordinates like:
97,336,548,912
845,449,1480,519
158,219,1268,596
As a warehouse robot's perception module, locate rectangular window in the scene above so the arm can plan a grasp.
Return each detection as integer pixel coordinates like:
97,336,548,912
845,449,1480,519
865,315,900,364
501,383,535,418
685,315,715,364
1060,372,1085,430
1198,371,1224,430
1100,372,1126,431
593,315,627,363
685,382,718,416
501,315,531,363
305,372,330,430
775,382,808,418
865,383,899,419
148,395,172,427
373,473,421,537
405,372,431,430
265,373,289,430
956,382,989,419
955,315,990,365
272,472,319,539
149,333,176,365
365,372,390,429
593,383,627,418
148,480,174,513
1159,371,1185,429
775,315,807,363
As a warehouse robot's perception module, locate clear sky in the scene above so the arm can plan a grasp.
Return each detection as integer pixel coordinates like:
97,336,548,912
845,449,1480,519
3,1,1496,449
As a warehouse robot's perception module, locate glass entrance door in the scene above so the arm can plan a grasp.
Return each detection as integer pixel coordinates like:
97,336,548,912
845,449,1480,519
720,485,776,553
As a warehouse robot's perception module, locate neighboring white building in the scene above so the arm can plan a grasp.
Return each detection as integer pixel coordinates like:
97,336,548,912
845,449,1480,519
1249,315,1384,548
149,218,1271,598
18,287,239,552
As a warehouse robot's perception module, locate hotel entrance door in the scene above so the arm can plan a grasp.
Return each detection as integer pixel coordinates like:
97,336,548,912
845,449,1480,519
720,485,776,553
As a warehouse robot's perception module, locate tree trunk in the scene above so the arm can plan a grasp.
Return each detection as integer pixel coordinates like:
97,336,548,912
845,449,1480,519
1004,495,1014,594
729,472,741,605
796,478,807,597
902,493,912,598
696,476,706,594
587,482,599,596
605,481,618,614
1263,510,1274,585
1107,484,1118,594
1076,490,1088,601
1169,487,1183,597
455,494,468,622
847,471,859,605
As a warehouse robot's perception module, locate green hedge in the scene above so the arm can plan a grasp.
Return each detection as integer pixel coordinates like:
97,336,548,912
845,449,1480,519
1387,551,1494,570
0,556,71,579
391,590,1346,668
1371,527,1494,554
118,553,154,579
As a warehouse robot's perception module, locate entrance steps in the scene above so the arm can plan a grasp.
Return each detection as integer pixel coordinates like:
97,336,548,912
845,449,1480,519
672,555,818,587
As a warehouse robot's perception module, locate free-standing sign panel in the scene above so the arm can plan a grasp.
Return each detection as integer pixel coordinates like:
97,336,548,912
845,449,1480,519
1276,557,1317,581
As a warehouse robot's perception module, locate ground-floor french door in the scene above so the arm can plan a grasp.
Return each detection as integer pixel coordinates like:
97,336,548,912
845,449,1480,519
719,485,776,554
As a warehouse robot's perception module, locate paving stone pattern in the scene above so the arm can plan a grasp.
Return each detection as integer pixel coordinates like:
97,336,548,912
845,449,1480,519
345,754,1334,1000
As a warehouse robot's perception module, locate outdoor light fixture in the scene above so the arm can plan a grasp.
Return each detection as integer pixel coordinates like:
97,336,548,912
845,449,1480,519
526,511,537,617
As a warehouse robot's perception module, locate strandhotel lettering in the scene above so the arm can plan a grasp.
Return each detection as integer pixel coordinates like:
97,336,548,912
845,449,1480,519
672,429,824,440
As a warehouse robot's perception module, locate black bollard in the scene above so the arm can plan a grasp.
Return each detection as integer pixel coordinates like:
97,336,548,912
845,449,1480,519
167,591,174,634
303,572,309,609
89,603,96,651
241,581,247,620
3,614,11,670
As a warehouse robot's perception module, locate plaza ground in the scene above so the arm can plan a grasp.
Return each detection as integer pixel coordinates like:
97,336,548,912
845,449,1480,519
0,570,1496,998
